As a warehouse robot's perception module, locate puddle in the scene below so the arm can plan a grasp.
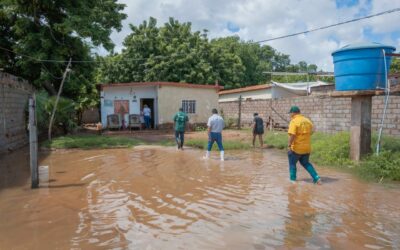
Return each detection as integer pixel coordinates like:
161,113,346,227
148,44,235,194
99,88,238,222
0,147,399,249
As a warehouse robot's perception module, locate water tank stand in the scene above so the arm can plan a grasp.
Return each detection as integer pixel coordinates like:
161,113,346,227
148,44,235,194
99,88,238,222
331,91,375,161
350,95,372,161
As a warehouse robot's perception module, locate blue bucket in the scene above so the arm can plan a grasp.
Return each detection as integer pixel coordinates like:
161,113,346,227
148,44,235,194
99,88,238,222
332,42,396,91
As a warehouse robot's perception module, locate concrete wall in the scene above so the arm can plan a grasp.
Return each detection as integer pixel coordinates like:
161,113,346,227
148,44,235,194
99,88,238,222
219,95,400,136
219,88,272,102
157,85,219,124
100,86,158,127
0,73,34,153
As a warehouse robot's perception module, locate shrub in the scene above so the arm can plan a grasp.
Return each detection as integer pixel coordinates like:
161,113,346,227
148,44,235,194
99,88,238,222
225,117,238,129
358,151,400,181
35,90,77,135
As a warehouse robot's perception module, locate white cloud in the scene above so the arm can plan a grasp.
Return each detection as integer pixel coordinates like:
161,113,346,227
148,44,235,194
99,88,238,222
107,0,400,71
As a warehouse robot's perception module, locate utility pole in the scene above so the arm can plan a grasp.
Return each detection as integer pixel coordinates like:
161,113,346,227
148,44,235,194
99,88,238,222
48,58,72,141
237,95,242,129
29,94,38,188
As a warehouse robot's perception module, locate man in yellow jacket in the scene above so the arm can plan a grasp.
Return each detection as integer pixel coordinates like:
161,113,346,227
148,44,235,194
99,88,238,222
287,106,321,184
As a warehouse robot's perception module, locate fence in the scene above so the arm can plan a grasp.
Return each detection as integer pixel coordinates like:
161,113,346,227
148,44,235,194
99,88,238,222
0,72,34,154
219,94,400,136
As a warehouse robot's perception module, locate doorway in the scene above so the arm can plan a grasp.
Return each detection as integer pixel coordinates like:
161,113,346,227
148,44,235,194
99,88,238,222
140,98,155,128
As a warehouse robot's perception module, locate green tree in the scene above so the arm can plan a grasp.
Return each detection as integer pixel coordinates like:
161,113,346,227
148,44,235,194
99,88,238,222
97,17,321,89
210,37,276,86
97,17,246,88
390,57,400,73
298,61,308,72
0,0,126,100
307,64,318,73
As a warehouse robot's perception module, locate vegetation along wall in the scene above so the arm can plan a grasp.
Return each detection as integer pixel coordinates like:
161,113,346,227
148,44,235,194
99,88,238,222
220,95,400,137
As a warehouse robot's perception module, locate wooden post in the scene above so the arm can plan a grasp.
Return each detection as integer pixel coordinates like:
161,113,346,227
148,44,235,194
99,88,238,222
237,95,242,129
350,96,372,161
48,58,72,140
29,95,39,188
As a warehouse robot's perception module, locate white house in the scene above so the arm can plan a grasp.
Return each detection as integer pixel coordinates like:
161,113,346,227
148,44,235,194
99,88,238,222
100,82,221,128
218,81,333,102
218,84,272,103
271,81,331,99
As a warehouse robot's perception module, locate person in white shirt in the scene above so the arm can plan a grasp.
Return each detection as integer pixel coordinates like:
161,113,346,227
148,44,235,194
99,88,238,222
204,108,225,161
142,105,151,129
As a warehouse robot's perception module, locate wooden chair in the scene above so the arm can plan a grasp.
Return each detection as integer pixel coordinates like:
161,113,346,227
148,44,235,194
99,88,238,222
107,114,121,130
129,114,141,131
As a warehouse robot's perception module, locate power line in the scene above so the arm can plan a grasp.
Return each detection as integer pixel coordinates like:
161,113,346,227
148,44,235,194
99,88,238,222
0,7,399,64
0,45,176,63
253,7,400,44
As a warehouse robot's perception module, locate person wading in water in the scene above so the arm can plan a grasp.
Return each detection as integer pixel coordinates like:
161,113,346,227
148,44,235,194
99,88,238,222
173,108,189,150
252,113,264,148
204,108,225,161
287,106,321,185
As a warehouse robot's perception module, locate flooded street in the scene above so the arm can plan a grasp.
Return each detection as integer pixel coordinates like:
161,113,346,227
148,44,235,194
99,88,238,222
1,147,400,250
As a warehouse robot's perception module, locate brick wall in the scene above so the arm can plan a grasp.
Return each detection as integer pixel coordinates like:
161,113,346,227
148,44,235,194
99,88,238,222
0,73,34,154
219,94,400,136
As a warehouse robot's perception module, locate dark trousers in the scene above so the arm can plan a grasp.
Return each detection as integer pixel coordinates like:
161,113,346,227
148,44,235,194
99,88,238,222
175,131,184,147
288,151,320,183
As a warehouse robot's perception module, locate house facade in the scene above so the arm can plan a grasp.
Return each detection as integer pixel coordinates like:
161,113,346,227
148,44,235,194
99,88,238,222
100,82,221,129
218,84,272,103
218,82,333,103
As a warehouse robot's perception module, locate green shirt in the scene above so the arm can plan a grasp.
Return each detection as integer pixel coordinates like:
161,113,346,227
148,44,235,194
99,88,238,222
173,111,188,132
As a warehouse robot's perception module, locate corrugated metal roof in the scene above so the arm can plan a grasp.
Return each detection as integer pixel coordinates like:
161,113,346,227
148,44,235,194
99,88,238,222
218,84,271,95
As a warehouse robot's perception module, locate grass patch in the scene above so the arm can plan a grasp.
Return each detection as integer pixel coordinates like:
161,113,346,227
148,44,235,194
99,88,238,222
43,134,251,151
155,139,176,147
42,135,143,149
265,131,400,182
185,138,252,150
358,151,400,181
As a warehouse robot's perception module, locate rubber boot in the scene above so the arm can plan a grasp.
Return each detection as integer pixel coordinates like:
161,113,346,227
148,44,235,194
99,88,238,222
220,151,225,161
204,151,210,159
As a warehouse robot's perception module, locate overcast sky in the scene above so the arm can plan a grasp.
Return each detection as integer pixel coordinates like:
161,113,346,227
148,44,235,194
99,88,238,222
106,0,400,71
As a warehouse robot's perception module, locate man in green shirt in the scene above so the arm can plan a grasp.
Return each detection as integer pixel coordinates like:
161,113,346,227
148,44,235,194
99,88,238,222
173,108,189,150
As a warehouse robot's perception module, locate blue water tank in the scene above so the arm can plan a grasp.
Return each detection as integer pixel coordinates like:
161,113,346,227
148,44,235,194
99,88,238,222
332,42,396,91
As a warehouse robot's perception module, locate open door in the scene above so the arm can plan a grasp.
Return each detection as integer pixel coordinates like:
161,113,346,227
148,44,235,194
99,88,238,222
140,98,155,129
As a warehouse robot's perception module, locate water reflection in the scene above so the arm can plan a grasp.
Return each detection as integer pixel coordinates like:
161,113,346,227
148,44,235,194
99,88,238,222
70,148,254,249
284,186,316,248
0,147,399,249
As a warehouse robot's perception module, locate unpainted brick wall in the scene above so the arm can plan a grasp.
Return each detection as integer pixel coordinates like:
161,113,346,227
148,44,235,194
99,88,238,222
0,73,34,154
219,95,400,136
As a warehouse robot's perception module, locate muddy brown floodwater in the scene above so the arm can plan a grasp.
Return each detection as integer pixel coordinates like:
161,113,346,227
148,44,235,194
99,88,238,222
1,147,400,250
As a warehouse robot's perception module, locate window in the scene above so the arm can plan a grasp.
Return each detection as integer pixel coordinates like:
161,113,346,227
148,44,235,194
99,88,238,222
182,100,196,114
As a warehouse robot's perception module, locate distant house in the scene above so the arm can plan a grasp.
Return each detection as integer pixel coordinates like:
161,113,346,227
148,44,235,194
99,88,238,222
99,82,221,129
218,84,272,103
218,81,334,103
271,81,333,99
